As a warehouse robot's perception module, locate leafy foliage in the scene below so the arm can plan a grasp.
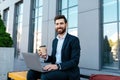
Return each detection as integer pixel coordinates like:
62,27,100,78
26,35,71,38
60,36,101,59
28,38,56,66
103,35,112,64
0,14,13,47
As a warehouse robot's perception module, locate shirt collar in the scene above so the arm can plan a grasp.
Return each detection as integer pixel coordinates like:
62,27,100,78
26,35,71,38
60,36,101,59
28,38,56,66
57,32,67,39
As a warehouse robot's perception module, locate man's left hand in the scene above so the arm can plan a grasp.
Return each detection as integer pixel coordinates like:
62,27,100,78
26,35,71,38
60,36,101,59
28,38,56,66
43,64,58,71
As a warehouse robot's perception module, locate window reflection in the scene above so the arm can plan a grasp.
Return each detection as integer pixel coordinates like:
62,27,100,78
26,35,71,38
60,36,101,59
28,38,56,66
14,2,23,57
103,23,119,69
103,0,120,69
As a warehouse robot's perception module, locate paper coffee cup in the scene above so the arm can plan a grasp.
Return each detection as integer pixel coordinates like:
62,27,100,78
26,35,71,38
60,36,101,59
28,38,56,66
39,45,47,55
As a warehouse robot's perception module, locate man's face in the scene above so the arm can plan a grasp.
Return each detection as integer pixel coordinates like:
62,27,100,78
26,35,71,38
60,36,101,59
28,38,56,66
55,19,67,34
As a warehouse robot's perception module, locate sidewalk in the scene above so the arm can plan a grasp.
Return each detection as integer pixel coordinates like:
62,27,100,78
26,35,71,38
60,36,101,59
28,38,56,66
14,54,28,71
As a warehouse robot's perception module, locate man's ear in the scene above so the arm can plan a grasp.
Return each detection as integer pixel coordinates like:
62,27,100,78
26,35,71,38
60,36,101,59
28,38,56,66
66,23,68,27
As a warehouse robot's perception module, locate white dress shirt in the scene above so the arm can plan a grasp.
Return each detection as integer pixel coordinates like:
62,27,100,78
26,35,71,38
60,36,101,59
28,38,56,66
55,32,67,64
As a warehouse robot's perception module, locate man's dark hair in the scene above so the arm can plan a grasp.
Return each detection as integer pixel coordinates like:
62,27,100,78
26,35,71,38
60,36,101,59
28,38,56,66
54,15,67,23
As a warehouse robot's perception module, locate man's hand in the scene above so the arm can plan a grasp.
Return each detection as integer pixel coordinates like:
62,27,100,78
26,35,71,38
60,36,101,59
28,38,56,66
38,48,47,59
43,64,58,71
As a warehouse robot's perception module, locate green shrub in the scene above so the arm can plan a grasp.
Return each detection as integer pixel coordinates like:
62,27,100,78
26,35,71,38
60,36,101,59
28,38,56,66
0,14,13,47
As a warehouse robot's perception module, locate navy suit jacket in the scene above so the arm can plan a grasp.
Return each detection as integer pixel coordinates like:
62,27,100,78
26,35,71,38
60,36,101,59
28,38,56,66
47,33,81,80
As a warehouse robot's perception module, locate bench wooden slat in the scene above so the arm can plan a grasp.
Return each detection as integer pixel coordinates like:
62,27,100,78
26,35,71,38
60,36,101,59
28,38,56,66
8,71,27,80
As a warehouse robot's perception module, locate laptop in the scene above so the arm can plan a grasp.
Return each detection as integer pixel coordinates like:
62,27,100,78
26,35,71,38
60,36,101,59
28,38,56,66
22,52,50,72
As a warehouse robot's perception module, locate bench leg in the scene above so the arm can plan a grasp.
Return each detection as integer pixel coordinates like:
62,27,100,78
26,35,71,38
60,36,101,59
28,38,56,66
7,77,11,80
7,73,11,80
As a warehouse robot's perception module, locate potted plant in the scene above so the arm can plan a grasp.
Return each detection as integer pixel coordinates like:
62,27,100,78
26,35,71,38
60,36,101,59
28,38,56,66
0,15,13,47
0,14,14,80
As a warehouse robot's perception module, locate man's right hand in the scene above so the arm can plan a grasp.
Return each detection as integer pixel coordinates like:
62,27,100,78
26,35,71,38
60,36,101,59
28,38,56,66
38,48,48,59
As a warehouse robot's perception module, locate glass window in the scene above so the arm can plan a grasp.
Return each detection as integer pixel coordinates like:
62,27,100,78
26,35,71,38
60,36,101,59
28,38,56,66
35,0,39,7
14,2,23,57
32,10,35,18
18,15,22,23
34,19,38,32
68,7,78,28
69,0,77,7
38,17,42,31
38,7,42,17
103,0,117,22
39,0,43,7
58,0,78,36
3,8,9,32
62,0,67,9
103,0,120,70
103,23,119,69
31,0,43,53
61,10,67,18
35,8,38,18
19,4,23,14
119,0,120,21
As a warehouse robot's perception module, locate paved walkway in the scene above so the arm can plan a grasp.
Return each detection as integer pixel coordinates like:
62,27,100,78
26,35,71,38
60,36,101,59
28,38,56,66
14,54,28,71
0,54,28,80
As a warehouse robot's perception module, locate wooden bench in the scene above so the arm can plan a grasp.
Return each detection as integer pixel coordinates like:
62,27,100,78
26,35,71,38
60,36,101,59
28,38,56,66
7,71,90,80
8,71,40,80
8,71,28,80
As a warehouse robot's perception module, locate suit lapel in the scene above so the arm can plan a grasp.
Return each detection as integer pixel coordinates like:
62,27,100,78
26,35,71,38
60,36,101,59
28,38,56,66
62,33,69,52
53,38,58,55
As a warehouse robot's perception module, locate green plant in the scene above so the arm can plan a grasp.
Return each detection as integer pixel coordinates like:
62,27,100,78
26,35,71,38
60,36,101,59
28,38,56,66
103,35,111,64
0,14,13,47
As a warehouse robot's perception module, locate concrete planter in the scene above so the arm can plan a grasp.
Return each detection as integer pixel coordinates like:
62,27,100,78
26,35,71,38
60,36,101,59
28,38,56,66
0,47,14,80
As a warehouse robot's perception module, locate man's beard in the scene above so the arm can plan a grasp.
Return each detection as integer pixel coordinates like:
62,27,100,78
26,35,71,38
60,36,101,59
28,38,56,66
56,28,66,34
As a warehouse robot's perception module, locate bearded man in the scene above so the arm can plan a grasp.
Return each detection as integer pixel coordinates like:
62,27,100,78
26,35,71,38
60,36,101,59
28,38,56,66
27,15,81,80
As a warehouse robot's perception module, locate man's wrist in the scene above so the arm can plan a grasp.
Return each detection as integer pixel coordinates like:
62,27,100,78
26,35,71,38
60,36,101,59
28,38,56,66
56,63,61,70
44,55,48,61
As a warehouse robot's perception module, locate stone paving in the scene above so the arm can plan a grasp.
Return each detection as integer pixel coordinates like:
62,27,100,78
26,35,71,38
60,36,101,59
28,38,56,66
14,54,28,71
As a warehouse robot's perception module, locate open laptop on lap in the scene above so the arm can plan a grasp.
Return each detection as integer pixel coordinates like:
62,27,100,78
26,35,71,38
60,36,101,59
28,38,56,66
22,52,50,72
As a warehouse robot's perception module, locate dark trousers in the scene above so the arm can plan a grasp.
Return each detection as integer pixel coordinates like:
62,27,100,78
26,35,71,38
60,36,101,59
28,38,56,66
27,70,41,80
27,69,68,80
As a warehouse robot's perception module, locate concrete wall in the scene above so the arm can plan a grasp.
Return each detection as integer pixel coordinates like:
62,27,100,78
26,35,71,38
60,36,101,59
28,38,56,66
78,0,100,70
0,47,14,80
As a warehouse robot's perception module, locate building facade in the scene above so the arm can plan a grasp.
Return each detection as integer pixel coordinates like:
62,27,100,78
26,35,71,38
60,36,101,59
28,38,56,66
0,0,120,77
